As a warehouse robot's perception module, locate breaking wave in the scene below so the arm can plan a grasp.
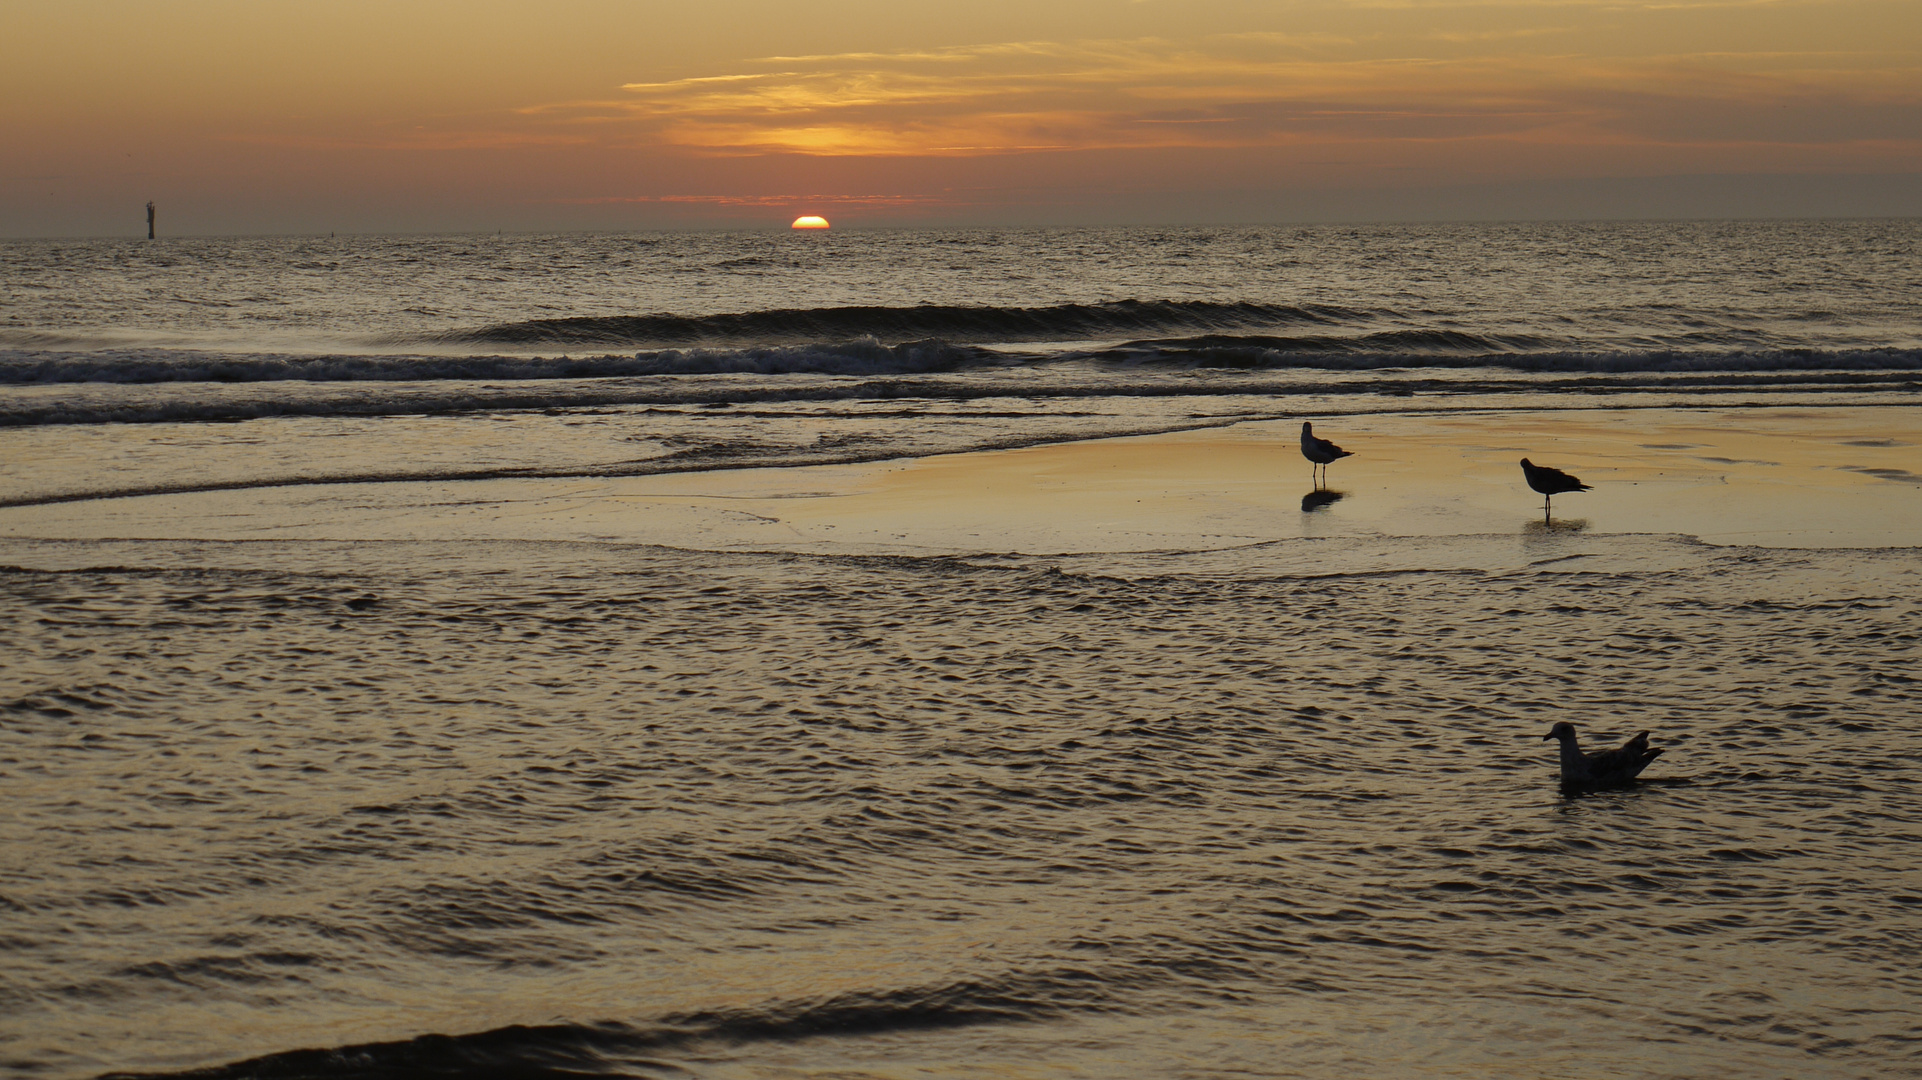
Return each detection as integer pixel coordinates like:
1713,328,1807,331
0,339,988,386
4,340,1919,390
1114,339,1922,373
427,299,1365,347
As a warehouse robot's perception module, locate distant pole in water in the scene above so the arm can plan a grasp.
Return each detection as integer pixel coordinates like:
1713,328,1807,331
146,201,155,240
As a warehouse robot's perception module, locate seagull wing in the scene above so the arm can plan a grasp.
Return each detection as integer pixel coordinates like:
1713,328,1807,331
1586,732,1663,781
1312,431,1351,457
1301,428,1352,463
1540,464,1590,491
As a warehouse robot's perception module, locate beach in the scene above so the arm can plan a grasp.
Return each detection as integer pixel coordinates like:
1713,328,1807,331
3,224,1920,1078
4,403,1921,1079
6,405,1917,554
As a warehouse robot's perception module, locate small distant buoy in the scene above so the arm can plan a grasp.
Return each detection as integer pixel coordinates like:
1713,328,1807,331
790,215,830,230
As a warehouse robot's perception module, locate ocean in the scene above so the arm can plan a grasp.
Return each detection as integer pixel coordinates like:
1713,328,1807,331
2,221,1920,1078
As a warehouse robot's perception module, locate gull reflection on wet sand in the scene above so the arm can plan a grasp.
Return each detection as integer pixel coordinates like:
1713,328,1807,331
1524,516,1590,534
1300,489,1345,512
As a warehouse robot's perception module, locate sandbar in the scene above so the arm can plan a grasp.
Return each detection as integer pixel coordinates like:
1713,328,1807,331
2,407,1916,559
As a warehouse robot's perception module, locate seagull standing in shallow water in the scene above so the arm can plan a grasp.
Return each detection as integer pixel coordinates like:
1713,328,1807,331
1519,457,1590,522
1300,422,1353,489
1542,722,1664,792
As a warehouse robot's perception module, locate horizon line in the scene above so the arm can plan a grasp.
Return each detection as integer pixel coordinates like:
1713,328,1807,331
6,211,1920,242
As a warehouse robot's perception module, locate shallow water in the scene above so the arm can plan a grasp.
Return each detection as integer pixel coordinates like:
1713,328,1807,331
4,538,1919,1078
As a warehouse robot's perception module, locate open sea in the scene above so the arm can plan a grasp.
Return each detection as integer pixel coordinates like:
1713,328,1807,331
3,221,1921,1078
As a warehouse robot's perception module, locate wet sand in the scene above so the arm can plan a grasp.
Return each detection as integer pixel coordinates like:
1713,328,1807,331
4,406,1916,555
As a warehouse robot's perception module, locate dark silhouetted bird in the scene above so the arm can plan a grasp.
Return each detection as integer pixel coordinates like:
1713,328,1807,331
1519,457,1590,520
1300,422,1353,488
1542,722,1664,792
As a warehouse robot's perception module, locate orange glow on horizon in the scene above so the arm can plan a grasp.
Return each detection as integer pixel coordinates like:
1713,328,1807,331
790,215,831,229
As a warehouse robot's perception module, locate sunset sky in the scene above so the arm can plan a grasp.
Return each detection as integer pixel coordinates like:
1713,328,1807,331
3,0,1917,234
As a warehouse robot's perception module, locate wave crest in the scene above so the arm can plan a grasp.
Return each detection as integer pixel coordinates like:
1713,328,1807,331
6,340,1920,390
1109,339,1922,373
432,299,1361,347
0,339,986,386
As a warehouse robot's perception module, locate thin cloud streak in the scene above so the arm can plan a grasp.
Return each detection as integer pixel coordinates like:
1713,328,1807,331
557,193,950,207
501,35,1920,162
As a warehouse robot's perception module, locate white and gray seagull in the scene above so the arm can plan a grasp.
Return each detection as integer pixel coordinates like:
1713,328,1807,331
1542,722,1665,793
1300,422,1354,489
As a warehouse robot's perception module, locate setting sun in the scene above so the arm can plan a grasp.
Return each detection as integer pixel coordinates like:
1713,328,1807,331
790,215,830,229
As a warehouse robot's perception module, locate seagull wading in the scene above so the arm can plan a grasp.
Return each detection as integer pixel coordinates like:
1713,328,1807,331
1519,458,1591,521
1300,422,1353,489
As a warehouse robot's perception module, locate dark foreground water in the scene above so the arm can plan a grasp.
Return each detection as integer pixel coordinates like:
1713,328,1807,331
4,537,1919,1079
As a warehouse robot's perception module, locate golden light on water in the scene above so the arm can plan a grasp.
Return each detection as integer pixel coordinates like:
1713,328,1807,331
790,215,831,229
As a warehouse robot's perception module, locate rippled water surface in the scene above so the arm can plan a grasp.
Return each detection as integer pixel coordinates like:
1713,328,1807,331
6,221,1921,366
4,539,1920,1078
4,222,1920,1077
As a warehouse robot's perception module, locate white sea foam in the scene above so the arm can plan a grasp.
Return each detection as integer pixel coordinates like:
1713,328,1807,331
2,341,1919,394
